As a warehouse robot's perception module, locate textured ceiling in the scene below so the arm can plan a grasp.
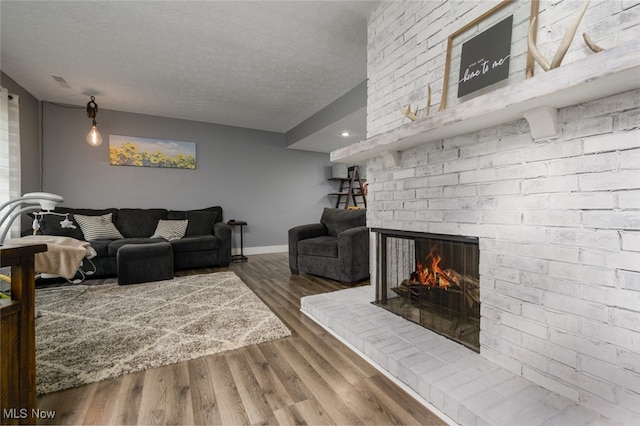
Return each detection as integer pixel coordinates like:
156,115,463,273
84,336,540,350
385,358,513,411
1,1,377,134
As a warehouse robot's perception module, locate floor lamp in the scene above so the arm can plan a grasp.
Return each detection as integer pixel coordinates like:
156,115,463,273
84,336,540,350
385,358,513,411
0,192,64,245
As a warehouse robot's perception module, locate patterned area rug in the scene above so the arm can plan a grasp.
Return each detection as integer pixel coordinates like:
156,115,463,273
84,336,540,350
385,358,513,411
35,271,291,395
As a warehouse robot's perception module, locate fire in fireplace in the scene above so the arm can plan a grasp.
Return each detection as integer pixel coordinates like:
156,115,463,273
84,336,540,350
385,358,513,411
373,229,480,352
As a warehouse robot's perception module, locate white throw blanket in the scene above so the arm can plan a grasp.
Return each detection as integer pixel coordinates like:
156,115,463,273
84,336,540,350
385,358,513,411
5,235,95,279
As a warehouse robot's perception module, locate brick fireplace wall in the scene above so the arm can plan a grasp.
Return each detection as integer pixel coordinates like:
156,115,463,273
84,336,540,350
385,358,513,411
364,0,640,421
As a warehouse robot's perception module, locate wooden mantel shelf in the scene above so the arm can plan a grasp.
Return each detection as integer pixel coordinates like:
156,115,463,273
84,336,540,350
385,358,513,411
331,41,640,166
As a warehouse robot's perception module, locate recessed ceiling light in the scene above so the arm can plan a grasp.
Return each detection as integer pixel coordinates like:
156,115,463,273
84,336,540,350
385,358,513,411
340,131,351,137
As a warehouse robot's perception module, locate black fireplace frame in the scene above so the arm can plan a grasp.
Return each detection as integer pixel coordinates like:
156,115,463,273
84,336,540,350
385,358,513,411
372,228,480,352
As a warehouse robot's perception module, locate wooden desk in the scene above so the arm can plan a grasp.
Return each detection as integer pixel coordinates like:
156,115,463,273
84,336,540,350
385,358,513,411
0,243,47,425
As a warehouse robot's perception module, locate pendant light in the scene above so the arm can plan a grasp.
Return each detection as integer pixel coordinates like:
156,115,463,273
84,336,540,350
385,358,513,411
86,96,103,146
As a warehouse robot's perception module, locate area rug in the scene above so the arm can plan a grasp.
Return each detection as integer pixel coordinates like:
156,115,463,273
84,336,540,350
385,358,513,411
34,271,291,395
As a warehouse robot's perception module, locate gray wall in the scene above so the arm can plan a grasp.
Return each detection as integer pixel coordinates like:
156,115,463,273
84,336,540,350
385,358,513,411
42,102,335,251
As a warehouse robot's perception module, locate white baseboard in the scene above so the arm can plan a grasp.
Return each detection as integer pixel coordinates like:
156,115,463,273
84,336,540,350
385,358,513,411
232,245,287,256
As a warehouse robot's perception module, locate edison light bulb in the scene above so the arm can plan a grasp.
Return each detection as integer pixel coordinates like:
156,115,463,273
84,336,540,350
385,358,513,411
86,123,103,146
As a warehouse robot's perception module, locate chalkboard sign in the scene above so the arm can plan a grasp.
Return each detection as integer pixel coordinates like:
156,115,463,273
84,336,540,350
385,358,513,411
457,15,513,98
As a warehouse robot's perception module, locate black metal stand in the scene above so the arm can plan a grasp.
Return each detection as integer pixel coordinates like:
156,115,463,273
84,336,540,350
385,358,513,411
228,220,248,262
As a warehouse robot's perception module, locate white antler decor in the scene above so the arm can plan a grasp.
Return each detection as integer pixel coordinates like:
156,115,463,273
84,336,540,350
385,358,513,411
528,0,590,71
397,84,432,122
583,32,604,53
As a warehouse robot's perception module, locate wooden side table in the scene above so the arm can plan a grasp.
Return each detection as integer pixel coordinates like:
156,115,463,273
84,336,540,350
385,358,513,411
227,220,248,262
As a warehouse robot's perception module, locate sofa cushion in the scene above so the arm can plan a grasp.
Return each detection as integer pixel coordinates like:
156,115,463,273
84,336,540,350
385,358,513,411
151,219,188,241
36,207,118,240
107,238,166,256
168,206,223,233
115,209,168,238
298,236,338,258
320,208,366,237
168,210,216,236
170,235,218,253
74,213,124,241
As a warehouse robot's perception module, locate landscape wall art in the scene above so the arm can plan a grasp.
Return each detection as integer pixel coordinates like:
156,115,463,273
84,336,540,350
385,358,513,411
109,135,196,169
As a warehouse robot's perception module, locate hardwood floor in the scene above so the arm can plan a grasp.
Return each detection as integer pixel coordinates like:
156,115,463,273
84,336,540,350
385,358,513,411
37,253,446,425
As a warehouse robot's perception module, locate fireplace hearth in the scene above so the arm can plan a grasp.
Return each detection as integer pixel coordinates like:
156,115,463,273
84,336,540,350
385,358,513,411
373,229,480,351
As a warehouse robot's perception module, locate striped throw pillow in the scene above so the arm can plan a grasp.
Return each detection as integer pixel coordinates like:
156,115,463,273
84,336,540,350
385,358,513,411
151,219,188,241
74,213,124,241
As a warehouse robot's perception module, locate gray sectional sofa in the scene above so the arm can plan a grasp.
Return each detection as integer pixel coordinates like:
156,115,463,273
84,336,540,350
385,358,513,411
35,206,232,280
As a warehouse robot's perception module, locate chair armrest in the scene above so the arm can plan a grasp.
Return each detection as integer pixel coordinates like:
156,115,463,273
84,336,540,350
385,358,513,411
337,226,370,282
288,223,327,273
213,221,232,264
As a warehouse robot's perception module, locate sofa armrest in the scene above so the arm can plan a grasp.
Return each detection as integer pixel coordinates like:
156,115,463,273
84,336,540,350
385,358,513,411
213,221,232,265
288,223,327,273
337,226,370,282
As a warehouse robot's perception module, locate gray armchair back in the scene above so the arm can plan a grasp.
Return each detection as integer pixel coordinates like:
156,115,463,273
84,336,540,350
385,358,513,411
288,208,369,283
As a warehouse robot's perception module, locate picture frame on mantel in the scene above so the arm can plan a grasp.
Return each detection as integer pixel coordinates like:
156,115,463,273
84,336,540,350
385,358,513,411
439,0,539,110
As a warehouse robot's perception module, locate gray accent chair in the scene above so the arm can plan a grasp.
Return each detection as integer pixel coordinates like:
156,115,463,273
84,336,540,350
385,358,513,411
288,208,369,284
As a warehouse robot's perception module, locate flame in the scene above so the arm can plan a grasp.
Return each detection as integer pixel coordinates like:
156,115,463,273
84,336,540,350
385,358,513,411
409,245,458,289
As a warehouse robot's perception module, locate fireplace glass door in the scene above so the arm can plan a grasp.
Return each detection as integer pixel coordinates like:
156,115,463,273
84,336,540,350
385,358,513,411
374,229,480,352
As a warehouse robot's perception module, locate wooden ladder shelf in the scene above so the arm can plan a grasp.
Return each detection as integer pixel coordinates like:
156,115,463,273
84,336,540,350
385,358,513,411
329,165,367,209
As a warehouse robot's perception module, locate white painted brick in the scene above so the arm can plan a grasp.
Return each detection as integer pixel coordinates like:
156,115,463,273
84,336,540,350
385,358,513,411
619,270,640,291
605,250,640,273
548,228,619,252
479,149,525,169
523,211,582,228
543,292,608,323
459,168,497,184
525,140,582,162
579,170,640,191
583,211,640,230
479,211,522,225
496,194,549,210
500,311,548,339
611,307,640,333
459,223,497,239
415,210,443,222
521,176,579,194
477,180,520,196
548,261,616,286
482,320,524,346
562,116,614,140
522,243,580,264
548,152,617,176
443,157,478,173
549,329,618,366
581,285,640,311
521,367,579,402
393,168,415,180
582,319,640,354
619,190,640,208
496,226,548,243
428,173,458,187
443,185,476,198
548,360,616,402
581,249,606,267
620,350,640,375
459,140,498,158
429,148,459,164
620,147,640,170
549,192,616,210
494,280,543,305
582,356,640,395
415,163,443,177
583,130,640,154
481,291,522,315
522,272,582,297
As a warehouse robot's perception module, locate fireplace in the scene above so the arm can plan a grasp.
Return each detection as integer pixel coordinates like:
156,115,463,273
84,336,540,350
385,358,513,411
373,229,480,352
